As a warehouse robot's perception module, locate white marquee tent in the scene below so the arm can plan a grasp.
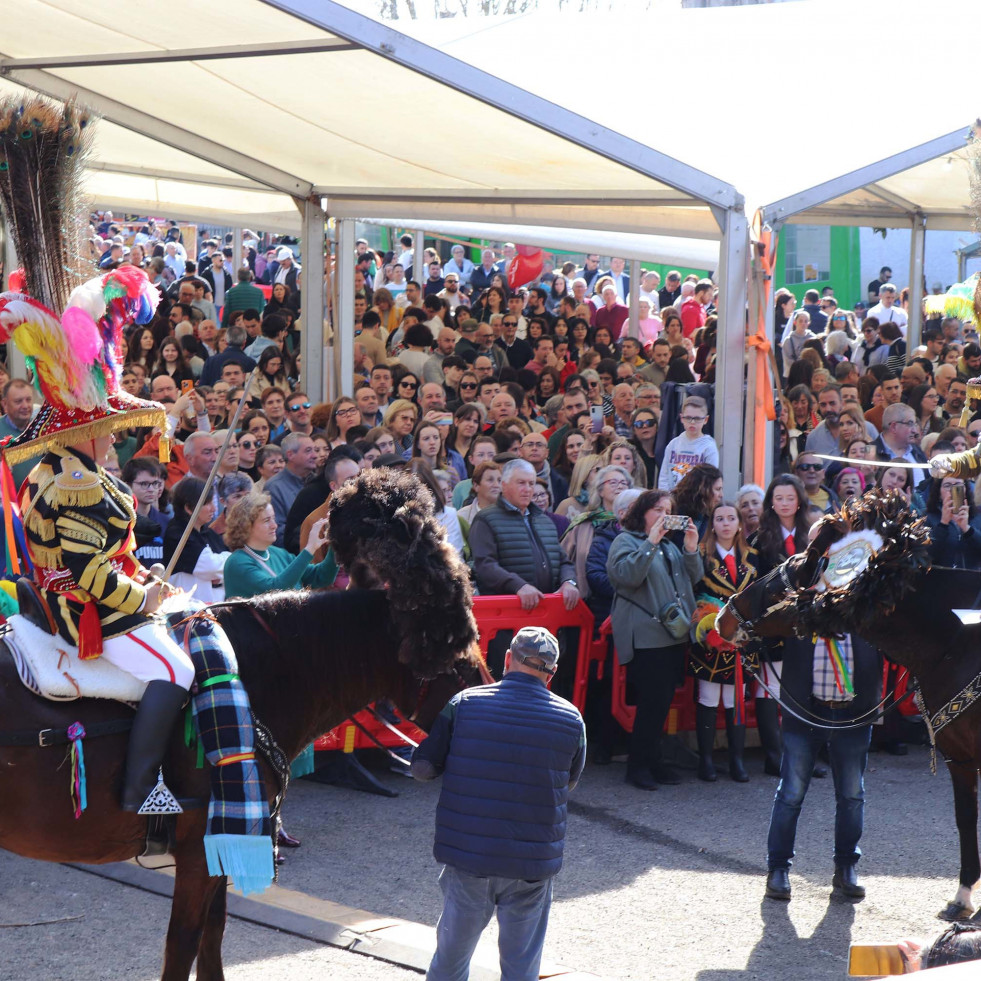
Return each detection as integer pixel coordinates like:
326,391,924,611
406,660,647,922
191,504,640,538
2,0,980,485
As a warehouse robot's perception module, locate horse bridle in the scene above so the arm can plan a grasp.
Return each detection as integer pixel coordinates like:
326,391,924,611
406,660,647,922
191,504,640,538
722,559,799,636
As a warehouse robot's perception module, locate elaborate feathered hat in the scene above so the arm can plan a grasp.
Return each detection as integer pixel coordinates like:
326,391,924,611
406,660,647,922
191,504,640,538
0,95,166,465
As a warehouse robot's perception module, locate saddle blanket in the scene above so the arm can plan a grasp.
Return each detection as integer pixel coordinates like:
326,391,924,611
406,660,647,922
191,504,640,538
5,614,146,703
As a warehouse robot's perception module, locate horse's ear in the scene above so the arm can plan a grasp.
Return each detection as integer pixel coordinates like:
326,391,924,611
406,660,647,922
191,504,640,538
390,503,423,543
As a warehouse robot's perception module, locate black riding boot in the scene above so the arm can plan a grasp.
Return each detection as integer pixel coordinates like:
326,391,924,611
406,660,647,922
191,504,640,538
121,680,188,813
755,697,782,777
695,703,718,782
725,707,749,782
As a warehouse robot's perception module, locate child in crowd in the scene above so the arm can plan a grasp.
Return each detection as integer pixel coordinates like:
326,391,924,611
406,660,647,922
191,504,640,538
657,396,719,490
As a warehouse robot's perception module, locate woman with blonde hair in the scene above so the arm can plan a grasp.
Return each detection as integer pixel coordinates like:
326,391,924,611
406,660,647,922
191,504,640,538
372,287,403,337
602,439,647,489
383,398,419,457
555,453,602,519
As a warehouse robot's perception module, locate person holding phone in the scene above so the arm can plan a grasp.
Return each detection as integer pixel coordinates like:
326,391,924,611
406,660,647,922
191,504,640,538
607,489,702,790
923,474,981,569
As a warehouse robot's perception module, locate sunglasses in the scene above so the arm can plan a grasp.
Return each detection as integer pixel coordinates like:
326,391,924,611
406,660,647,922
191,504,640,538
238,440,257,449
503,320,517,327
460,382,477,390
288,402,311,411
796,462,824,472
633,419,656,429
400,381,419,390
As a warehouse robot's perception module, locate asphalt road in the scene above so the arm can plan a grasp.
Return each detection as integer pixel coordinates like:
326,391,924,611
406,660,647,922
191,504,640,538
0,740,968,981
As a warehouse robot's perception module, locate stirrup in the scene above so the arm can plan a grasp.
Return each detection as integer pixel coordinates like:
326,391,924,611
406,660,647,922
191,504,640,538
137,769,184,815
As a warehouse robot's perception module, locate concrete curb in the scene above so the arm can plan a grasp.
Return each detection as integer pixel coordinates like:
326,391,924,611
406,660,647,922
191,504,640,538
66,861,605,980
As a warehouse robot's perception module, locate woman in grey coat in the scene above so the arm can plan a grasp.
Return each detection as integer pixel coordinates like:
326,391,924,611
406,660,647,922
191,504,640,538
607,489,702,790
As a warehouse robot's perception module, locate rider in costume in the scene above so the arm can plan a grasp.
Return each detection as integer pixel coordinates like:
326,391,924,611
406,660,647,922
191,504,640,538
1,269,196,814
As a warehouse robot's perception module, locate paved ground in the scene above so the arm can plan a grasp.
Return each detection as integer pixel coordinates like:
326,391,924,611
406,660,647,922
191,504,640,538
0,740,969,980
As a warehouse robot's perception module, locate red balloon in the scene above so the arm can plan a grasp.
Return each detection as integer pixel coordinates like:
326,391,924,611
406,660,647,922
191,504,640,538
508,250,543,291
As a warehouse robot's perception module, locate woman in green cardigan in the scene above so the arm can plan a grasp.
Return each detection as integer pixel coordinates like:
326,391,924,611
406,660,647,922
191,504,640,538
222,491,338,854
223,492,337,600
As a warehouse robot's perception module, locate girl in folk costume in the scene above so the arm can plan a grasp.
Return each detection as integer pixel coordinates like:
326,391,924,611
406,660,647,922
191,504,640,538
0,95,273,894
748,474,812,776
690,503,760,783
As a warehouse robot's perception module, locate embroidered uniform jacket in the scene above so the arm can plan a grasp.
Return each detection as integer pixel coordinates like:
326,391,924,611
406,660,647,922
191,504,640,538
21,445,148,651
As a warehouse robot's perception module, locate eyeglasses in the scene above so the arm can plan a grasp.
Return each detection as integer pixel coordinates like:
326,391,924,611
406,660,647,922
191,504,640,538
602,479,630,489
796,463,824,472
238,440,256,449
892,420,915,428
680,415,706,423
588,381,600,388
132,479,164,490
503,321,517,327
460,382,477,390
288,402,311,411
633,419,656,429
863,327,876,334
336,406,360,417
833,316,848,323
400,381,419,390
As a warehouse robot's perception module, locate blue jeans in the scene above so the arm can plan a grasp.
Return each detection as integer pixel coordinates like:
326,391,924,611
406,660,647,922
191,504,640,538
427,865,553,981
766,722,872,872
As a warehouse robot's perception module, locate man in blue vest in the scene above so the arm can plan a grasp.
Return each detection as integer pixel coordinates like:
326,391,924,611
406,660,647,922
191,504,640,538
413,626,586,981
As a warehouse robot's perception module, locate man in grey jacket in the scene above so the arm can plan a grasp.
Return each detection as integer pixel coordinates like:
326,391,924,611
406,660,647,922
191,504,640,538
469,460,579,680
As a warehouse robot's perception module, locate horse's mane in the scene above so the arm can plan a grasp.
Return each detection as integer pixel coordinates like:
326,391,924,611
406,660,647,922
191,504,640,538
326,468,479,679
797,490,932,636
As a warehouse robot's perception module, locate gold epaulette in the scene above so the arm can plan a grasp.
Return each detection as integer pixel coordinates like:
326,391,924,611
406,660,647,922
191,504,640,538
53,455,104,508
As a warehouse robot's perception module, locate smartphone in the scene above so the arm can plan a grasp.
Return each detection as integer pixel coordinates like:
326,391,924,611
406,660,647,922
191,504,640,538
181,379,194,395
952,483,966,510
663,514,690,531
436,413,453,427
589,404,604,434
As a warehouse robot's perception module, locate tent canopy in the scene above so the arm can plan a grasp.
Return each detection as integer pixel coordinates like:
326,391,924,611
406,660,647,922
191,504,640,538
0,0,738,238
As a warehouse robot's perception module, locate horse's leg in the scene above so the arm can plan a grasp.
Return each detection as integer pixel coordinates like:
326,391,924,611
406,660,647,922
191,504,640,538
194,877,228,981
941,761,980,920
161,842,223,981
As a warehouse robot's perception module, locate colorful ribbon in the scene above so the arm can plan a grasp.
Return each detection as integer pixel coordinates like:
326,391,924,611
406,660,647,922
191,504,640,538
748,212,780,488
66,721,87,819
823,635,854,697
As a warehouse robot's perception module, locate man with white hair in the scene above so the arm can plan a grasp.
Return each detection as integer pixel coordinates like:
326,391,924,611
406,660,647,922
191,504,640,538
470,248,500,294
874,402,928,483
591,283,629,342
162,241,185,280
603,257,630,303
443,244,475,286
469,458,579,674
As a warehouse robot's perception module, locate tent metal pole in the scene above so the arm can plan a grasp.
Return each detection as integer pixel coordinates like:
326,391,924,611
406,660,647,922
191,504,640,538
628,259,641,337
412,230,425,286
716,209,749,497
336,218,355,399
301,199,327,403
744,256,760,481
232,228,243,279
908,214,926,360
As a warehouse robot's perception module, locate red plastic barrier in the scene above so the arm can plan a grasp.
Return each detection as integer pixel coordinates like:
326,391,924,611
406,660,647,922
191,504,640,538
313,710,426,754
472,594,595,710
314,594,595,752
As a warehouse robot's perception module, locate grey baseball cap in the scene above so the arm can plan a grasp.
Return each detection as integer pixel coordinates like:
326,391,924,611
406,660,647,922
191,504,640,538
509,626,560,675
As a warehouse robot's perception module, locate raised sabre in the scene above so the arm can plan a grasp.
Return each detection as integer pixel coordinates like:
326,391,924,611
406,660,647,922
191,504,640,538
812,453,929,470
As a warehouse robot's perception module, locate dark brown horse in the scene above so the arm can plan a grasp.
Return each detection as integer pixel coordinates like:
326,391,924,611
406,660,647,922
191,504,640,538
0,470,482,980
717,491,981,921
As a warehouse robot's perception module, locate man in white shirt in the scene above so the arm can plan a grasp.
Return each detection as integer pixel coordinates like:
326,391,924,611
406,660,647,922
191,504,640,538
443,245,475,287
438,274,467,310
639,270,661,311
867,284,908,336
396,233,415,271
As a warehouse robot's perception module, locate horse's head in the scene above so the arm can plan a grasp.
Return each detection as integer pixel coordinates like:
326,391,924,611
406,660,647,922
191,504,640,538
328,468,479,679
715,514,848,645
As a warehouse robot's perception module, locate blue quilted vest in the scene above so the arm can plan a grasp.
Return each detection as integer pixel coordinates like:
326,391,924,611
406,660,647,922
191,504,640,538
433,672,585,880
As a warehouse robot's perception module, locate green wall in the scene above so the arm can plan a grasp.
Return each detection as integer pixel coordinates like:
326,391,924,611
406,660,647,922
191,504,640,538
773,225,860,305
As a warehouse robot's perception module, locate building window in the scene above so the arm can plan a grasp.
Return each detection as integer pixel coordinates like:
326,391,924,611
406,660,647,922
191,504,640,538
783,225,831,285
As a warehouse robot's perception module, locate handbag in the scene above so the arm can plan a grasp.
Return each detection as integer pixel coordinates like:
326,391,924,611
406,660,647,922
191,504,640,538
615,543,692,641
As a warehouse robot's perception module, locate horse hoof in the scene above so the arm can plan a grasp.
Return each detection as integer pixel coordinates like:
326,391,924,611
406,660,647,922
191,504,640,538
938,901,974,921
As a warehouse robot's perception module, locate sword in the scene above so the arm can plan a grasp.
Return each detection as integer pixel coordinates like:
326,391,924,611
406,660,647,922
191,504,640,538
162,367,259,581
812,453,929,470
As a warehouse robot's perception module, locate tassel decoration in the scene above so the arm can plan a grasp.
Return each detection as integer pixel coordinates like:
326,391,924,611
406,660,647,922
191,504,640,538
66,721,87,819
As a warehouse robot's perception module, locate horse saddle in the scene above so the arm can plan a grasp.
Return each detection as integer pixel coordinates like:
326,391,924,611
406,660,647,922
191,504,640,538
4,579,145,703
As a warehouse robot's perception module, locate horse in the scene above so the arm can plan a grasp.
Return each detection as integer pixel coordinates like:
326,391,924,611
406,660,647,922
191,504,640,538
717,489,981,921
0,469,483,980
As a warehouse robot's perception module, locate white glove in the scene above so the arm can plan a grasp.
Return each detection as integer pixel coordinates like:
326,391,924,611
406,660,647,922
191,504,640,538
930,455,954,479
